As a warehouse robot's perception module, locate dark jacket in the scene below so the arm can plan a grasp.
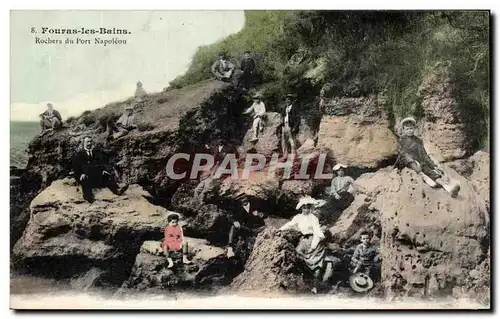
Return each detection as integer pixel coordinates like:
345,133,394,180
397,135,435,168
240,57,256,74
72,148,112,180
281,103,300,134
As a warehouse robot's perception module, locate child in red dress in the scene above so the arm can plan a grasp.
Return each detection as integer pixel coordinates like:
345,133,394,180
162,213,192,268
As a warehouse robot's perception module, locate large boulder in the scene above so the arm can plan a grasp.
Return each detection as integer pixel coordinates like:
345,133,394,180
12,178,167,284
230,227,312,294
317,95,397,168
362,167,489,299
120,238,237,293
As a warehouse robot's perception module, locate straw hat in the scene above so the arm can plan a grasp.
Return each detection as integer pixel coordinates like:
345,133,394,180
400,117,416,127
296,196,321,210
333,163,348,171
125,104,134,110
349,272,374,293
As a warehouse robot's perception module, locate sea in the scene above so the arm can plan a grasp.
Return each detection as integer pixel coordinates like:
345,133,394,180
10,121,40,168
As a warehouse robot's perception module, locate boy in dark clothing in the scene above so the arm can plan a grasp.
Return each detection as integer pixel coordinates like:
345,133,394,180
281,94,300,157
351,230,381,278
396,117,460,198
72,136,127,202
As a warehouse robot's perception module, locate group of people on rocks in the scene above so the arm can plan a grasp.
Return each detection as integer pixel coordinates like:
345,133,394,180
37,49,463,294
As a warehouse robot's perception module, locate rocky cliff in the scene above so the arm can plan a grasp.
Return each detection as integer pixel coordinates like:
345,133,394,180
11,76,490,305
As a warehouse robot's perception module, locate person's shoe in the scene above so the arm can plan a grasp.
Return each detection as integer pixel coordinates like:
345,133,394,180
448,181,461,198
166,258,174,269
250,137,258,142
117,185,129,196
182,255,193,265
311,287,318,294
226,247,235,258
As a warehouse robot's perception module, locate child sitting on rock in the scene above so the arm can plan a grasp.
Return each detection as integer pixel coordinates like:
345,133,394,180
162,213,192,268
350,230,380,278
396,117,460,198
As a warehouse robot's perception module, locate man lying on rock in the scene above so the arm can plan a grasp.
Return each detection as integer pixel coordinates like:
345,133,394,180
396,117,460,198
162,213,192,268
350,230,381,279
276,196,340,294
72,136,128,202
226,192,266,259
106,105,138,141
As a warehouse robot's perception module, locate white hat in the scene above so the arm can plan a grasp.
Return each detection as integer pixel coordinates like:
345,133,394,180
296,196,320,210
125,105,134,110
400,117,416,127
349,273,374,293
333,164,347,171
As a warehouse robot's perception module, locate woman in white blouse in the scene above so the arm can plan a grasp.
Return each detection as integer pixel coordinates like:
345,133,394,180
278,196,336,293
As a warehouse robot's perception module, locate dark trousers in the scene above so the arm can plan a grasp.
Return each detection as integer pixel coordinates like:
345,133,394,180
79,171,120,202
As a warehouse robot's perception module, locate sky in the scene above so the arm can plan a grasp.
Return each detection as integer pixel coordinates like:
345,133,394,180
10,10,245,121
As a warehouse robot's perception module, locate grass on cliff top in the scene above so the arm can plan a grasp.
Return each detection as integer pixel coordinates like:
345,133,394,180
170,11,490,149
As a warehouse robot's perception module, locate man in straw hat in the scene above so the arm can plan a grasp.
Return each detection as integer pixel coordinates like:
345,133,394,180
211,51,235,82
327,164,356,210
106,104,138,140
226,192,265,259
277,196,339,293
281,93,300,157
243,93,266,142
161,212,192,268
396,117,460,198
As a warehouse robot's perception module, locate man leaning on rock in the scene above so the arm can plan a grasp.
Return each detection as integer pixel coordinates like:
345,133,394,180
72,136,128,203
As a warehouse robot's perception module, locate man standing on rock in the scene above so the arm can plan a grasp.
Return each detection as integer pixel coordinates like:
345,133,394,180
226,193,265,260
211,52,235,82
72,136,128,202
238,50,256,90
39,103,62,134
281,94,300,157
396,117,460,197
243,93,266,142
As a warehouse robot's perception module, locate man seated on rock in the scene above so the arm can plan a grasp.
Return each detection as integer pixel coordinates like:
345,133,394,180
211,52,235,82
350,230,381,279
396,117,460,198
276,196,339,293
72,136,128,202
162,213,192,268
226,192,266,259
237,50,256,90
281,94,300,157
107,105,137,140
326,164,356,210
243,93,266,142
39,103,62,134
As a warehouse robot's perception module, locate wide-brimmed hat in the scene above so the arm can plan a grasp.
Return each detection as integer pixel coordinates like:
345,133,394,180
333,163,348,171
252,93,262,99
125,105,134,110
296,196,321,210
349,272,374,293
166,212,180,222
233,191,249,202
400,117,417,127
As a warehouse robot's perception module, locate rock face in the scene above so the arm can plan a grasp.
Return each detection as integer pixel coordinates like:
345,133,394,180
12,178,167,284
365,167,489,299
317,95,397,168
121,239,237,292
242,112,282,158
230,227,312,294
418,63,470,161
469,151,490,212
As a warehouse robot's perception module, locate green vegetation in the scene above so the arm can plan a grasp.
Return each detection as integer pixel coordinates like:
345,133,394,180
171,11,489,149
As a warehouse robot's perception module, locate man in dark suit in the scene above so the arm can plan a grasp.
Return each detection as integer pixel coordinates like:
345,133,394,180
281,94,300,156
72,136,127,202
238,51,256,90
